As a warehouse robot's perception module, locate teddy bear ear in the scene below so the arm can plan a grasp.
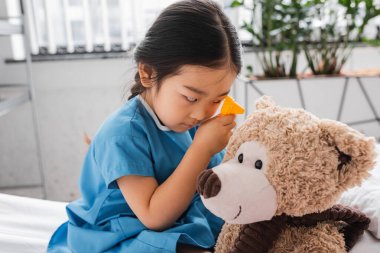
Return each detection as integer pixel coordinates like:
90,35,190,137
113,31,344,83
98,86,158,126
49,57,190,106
255,95,276,110
319,119,377,189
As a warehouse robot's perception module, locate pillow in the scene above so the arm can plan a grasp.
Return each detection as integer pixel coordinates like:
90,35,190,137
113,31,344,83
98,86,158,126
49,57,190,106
338,144,380,239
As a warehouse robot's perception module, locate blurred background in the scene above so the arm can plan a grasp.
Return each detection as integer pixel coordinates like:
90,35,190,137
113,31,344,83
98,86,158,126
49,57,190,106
0,0,379,202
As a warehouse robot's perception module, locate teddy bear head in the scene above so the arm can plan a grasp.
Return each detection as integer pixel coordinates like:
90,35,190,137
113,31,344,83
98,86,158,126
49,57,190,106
198,96,377,224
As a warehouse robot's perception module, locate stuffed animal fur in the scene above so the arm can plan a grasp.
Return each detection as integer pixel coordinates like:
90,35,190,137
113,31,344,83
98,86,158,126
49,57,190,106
197,96,377,253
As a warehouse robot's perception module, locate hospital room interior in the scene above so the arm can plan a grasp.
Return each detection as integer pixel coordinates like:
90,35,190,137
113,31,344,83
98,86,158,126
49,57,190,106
1,0,380,252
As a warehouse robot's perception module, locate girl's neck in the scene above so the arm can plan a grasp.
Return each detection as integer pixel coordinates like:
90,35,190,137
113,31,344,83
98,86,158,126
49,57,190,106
139,92,167,128
140,91,154,111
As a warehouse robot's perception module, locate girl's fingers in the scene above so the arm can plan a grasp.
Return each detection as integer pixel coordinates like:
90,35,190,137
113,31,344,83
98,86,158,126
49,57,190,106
223,118,236,129
218,114,236,125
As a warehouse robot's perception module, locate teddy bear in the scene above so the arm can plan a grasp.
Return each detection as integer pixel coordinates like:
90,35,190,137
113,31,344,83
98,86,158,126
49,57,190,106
197,96,377,253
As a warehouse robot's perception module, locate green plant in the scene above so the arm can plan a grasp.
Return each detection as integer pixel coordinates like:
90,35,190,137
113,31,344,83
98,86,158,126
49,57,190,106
230,0,380,77
303,1,352,75
363,38,380,46
303,32,353,75
339,0,380,41
303,0,380,75
230,0,313,78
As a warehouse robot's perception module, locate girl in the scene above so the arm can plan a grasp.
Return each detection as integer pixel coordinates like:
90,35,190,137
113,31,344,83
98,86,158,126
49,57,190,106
47,0,241,252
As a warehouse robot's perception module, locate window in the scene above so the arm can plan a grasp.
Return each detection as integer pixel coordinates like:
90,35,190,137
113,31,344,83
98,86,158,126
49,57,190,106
12,0,380,61
7,0,182,59
5,0,234,60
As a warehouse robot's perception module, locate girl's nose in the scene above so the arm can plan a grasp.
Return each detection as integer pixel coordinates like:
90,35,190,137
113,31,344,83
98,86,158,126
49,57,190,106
190,107,209,122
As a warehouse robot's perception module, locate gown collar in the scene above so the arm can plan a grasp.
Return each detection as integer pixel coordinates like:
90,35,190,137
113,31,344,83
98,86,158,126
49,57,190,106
137,95,193,153
137,95,171,131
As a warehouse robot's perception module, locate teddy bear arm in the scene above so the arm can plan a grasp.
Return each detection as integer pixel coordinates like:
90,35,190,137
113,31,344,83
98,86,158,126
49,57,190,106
230,219,286,253
214,223,243,253
270,223,347,253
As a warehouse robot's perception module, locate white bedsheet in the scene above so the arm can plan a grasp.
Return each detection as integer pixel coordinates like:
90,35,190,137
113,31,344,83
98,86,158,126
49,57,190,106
0,193,67,253
351,231,380,253
0,193,379,253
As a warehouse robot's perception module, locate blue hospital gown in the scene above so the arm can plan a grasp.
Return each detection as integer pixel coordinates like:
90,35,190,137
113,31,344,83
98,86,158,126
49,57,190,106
47,95,225,253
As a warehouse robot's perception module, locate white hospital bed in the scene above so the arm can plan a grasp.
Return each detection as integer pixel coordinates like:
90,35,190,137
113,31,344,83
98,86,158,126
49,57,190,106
0,193,66,253
1,144,380,253
0,192,379,253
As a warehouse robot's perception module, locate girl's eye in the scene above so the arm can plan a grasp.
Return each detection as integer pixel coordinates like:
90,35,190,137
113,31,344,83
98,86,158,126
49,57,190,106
213,100,222,104
238,153,243,163
186,96,198,103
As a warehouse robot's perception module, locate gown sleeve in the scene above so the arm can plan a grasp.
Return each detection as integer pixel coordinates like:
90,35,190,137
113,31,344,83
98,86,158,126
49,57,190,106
207,149,226,169
94,134,155,189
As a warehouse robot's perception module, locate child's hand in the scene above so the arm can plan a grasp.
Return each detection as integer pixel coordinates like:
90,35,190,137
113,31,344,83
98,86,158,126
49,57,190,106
192,114,236,157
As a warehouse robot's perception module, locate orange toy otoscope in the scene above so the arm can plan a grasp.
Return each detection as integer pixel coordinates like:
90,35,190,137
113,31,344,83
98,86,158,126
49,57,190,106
220,96,245,115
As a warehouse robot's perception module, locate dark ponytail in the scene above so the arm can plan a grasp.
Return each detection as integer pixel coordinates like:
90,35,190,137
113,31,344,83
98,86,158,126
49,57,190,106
128,0,242,100
130,72,145,98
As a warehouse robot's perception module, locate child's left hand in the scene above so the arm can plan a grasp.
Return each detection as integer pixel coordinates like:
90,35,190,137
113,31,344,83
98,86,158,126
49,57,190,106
192,114,236,157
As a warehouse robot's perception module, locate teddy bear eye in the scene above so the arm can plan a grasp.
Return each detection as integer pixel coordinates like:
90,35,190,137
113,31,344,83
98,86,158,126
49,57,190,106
255,160,263,170
238,153,244,163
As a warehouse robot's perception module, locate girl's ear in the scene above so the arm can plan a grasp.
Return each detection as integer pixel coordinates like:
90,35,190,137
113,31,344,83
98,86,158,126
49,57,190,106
138,63,156,88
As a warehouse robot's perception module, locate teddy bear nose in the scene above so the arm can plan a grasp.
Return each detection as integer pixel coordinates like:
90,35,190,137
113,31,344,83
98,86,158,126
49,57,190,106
197,169,221,199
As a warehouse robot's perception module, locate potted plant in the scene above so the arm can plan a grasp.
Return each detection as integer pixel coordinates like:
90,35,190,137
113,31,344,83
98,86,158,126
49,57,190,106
230,0,313,78
228,0,380,140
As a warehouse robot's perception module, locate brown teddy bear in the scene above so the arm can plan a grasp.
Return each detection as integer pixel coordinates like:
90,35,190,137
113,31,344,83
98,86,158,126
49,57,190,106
197,96,377,253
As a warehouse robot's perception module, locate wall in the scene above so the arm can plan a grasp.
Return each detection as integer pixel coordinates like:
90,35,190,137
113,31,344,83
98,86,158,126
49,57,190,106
0,57,134,201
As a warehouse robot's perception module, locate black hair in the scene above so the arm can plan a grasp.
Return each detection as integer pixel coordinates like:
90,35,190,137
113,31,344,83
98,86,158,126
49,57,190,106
128,0,242,100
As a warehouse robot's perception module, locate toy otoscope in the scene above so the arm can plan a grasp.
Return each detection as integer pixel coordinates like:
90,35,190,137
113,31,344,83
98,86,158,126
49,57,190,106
220,96,245,115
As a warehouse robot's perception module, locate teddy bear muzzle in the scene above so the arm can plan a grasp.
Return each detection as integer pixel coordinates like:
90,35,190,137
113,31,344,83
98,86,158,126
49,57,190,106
197,169,221,199
197,157,278,224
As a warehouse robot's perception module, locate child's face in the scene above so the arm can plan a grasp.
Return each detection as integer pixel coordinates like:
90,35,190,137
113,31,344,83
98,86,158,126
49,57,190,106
144,64,236,132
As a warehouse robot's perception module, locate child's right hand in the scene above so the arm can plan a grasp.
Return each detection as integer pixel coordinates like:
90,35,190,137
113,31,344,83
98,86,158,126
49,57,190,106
192,114,236,157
